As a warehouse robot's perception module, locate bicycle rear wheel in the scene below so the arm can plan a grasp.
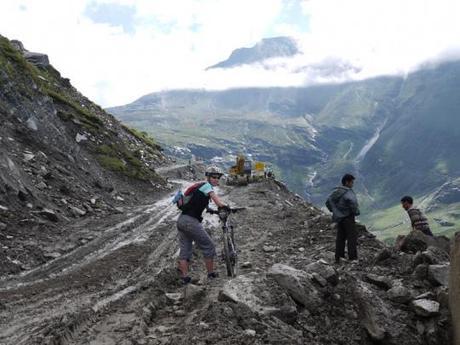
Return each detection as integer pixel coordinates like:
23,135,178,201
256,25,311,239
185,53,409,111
223,233,236,277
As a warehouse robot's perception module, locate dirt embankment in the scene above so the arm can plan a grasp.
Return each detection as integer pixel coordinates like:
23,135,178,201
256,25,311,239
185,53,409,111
0,173,454,345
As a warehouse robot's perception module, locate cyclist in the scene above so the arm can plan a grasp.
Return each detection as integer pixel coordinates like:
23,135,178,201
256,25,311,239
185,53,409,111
176,165,227,284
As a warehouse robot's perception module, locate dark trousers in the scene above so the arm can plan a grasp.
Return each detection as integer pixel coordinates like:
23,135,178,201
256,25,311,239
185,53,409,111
335,216,357,261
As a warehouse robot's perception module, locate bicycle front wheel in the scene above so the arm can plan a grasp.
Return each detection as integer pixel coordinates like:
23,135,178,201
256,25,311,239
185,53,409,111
223,233,236,277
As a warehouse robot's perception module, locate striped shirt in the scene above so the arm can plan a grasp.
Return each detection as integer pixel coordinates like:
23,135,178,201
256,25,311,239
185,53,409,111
407,206,433,236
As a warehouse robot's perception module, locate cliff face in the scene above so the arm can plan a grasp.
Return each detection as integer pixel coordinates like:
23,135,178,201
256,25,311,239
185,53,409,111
0,35,169,275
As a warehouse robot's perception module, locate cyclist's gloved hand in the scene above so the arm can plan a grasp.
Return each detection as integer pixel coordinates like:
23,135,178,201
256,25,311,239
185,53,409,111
206,206,217,214
218,205,231,212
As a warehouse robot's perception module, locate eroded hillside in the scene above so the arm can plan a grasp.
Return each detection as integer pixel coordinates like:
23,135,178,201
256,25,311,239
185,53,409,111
0,35,170,275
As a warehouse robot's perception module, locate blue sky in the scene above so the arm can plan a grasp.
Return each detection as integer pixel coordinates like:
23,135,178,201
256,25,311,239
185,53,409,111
84,2,137,34
1,0,459,107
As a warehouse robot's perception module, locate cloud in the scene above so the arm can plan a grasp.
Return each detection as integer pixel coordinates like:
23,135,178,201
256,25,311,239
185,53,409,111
0,0,286,106
1,0,459,107
84,2,136,34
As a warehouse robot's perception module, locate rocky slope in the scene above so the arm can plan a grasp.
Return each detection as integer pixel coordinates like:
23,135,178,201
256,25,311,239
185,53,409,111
0,35,170,276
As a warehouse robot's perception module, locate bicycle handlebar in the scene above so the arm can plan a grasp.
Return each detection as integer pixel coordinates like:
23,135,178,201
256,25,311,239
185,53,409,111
206,206,246,216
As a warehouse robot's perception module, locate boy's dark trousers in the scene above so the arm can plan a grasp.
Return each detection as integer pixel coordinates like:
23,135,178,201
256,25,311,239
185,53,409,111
335,215,357,261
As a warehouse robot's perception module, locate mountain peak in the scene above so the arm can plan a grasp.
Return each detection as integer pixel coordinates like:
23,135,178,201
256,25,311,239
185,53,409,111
207,36,299,70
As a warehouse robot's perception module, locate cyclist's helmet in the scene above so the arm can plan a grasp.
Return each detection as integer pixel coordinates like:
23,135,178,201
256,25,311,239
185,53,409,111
205,165,224,178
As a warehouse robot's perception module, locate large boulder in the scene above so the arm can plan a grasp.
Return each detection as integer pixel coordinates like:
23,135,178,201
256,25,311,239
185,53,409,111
219,272,298,324
351,279,388,341
398,230,450,255
23,51,50,68
449,232,460,345
267,264,322,311
304,260,338,285
10,39,49,67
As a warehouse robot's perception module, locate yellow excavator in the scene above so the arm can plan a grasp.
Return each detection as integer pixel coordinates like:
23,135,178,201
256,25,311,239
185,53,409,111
227,154,266,185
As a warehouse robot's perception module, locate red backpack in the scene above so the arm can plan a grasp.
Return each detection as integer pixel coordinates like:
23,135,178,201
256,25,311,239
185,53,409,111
172,182,206,210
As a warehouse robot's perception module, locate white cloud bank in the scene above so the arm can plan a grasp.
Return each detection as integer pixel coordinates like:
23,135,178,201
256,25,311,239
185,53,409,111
1,0,459,107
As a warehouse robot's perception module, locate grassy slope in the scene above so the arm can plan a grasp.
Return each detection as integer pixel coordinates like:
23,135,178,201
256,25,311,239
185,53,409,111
361,201,460,243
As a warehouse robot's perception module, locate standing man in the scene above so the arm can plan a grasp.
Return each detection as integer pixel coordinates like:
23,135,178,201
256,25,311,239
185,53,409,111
177,165,227,284
326,173,360,263
400,195,433,236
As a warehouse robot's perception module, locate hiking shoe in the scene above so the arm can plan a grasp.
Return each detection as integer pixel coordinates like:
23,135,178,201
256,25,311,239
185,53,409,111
207,272,219,279
181,276,192,285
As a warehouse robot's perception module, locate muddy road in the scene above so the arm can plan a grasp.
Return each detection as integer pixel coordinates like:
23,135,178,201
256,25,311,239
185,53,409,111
0,176,452,345
0,179,186,344
0,176,314,344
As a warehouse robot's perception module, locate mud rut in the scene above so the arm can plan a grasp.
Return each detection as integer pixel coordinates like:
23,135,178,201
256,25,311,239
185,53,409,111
0,178,290,345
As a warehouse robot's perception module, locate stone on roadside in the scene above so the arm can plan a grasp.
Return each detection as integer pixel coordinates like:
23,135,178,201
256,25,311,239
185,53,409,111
304,260,338,285
244,329,256,337
311,273,327,287
263,245,277,253
268,263,322,310
351,279,386,341
241,261,252,268
182,284,205,303
374,248,392,263
427,264,449,286
68,205,87,217
412,299,440,317
415,292,436,300
165,292,182,303
36,181,48,190
23,153,35,161
36,208,59,222
44,252,61,259
364,274,392,290
387,285,412,304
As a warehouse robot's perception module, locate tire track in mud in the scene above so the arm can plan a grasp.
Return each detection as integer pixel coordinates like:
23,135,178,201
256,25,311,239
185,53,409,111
0,186,186,345
0,178,254,345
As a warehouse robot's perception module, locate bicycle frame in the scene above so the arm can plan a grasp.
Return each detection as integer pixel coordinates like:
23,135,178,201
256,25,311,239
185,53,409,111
216,210,236,277
208,207,244,277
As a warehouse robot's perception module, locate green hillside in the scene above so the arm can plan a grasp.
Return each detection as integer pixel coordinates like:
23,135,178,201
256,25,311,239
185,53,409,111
108,61,460,239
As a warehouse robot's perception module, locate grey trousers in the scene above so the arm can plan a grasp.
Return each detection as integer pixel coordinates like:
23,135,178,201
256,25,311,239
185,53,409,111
177,214,216,260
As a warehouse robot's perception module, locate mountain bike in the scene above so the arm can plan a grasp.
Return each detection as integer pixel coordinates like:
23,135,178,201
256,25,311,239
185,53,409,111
207,207,245,277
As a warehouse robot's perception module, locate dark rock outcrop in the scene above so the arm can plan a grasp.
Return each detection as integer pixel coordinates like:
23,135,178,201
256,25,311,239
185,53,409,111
449,232,460,345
